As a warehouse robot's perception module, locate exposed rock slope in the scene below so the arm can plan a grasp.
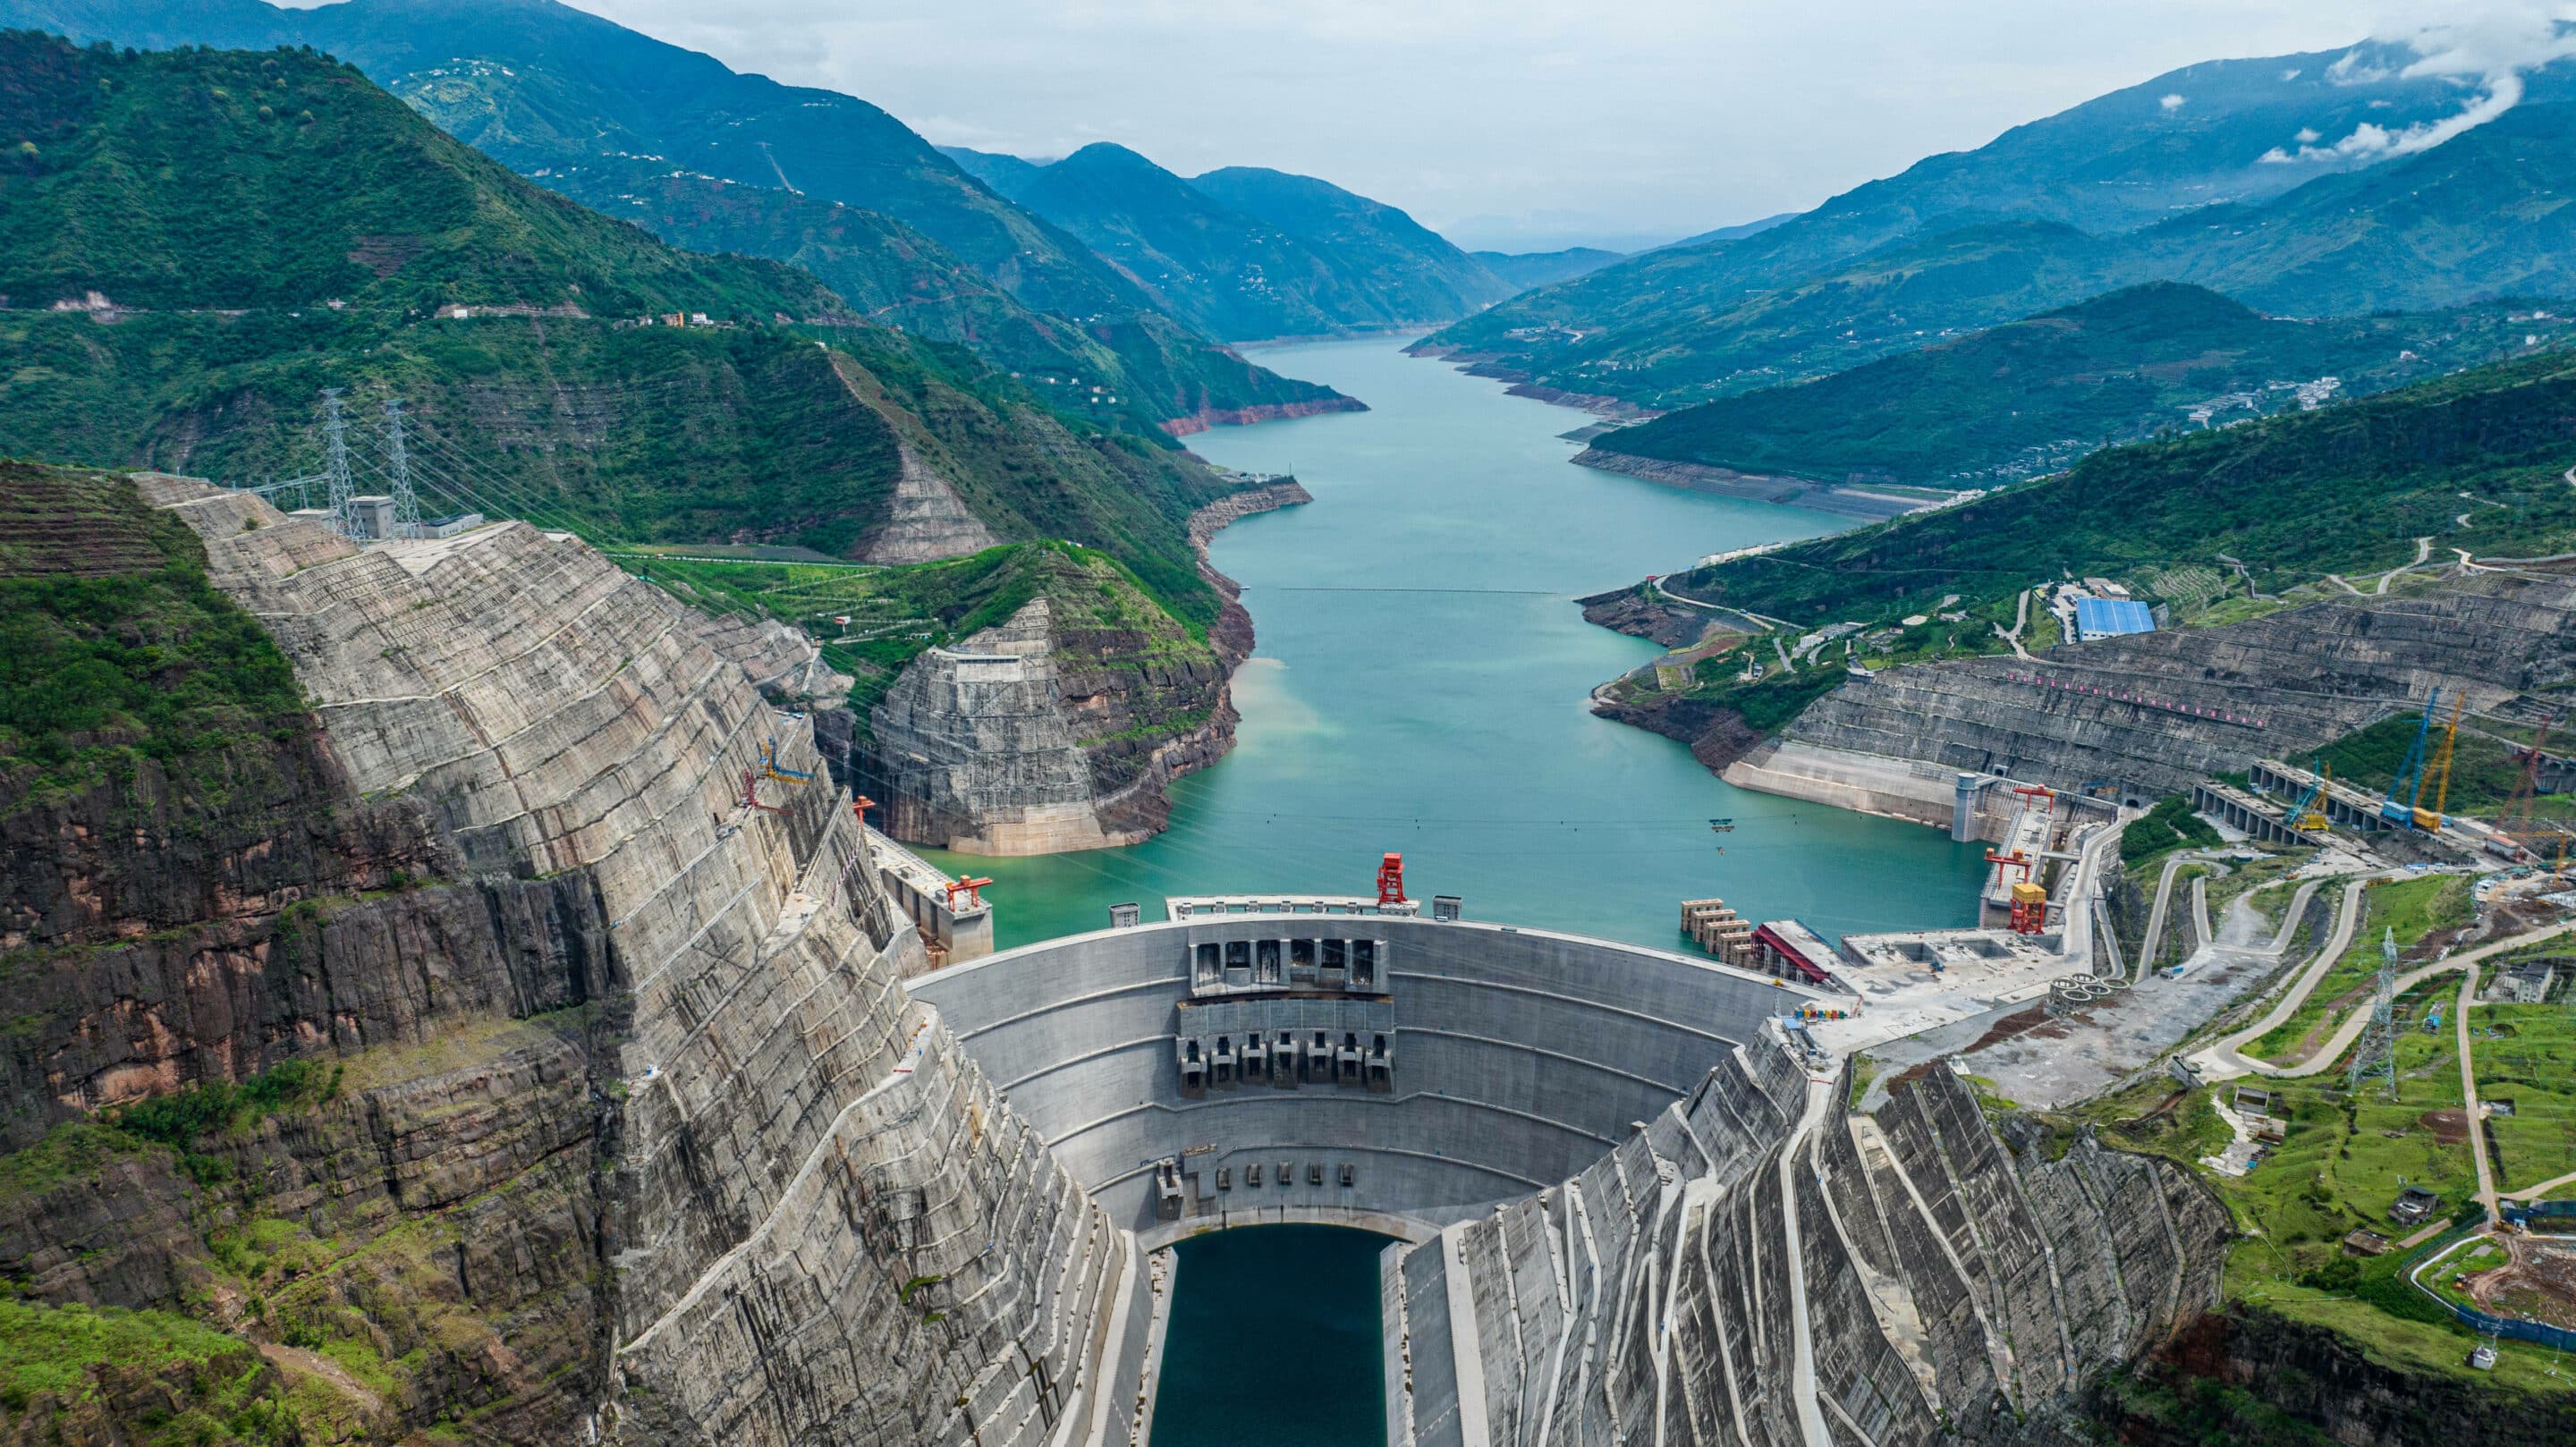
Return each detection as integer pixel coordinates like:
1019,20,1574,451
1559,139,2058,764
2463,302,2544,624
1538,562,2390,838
1776,573,2576,800
0,467,1126,1445
851,484,1306,853
1387,1059,2231,1447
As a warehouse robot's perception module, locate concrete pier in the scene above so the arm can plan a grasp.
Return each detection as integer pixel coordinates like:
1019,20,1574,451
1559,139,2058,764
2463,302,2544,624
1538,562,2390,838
864,824,995,964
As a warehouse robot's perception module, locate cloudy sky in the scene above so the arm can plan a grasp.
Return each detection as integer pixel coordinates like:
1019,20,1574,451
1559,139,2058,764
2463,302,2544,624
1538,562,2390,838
549,1,2554,251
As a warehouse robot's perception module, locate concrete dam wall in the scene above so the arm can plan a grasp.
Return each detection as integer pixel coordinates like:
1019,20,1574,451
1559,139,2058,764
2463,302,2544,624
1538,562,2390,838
918,912,2230,1447
911,918,1835,1236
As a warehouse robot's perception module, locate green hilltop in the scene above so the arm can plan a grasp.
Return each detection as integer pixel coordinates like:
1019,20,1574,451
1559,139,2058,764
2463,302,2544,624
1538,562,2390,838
1590,282,2574,488
0,32,1241,629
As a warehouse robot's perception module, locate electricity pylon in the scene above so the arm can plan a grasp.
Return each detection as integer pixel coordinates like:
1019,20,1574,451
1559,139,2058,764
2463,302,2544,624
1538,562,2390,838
2347,926,2400,1097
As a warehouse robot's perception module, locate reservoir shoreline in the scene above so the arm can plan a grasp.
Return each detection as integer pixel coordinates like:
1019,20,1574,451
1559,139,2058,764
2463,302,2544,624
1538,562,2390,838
923,336,1990,953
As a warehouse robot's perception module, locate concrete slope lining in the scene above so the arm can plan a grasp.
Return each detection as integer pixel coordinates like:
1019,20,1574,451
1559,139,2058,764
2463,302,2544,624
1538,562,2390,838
148,480,1121,1447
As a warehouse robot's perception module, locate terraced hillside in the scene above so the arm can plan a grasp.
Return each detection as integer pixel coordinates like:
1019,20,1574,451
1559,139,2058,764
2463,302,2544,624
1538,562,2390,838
1586,350,2576,798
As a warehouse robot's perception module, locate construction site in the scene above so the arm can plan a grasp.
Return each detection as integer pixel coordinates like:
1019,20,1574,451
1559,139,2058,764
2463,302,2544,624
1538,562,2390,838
89,440,2576,1444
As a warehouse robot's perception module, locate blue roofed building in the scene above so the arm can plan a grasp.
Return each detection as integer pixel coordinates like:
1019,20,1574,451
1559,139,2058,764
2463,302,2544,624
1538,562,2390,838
2074,597,2156,641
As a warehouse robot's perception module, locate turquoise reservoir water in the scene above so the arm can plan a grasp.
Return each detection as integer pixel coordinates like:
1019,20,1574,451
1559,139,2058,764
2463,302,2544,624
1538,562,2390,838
1152,1226,1391,1447
923,338,1987,950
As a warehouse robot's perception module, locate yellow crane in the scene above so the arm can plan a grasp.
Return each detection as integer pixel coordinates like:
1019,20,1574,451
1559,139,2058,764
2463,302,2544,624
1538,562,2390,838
2423,692,2466,829
2293,759,2333,832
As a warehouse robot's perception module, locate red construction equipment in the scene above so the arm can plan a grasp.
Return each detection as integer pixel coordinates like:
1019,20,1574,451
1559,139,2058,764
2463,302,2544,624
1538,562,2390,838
740,769,786,815
2012,783,2055,810
945,876,993,910
852,796,877,822
1377,852,1407,906
1984,847,2048,934
2006,881,2049,935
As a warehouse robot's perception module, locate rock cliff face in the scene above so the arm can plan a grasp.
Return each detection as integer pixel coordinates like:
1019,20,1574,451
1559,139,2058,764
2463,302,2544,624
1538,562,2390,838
1776,574,2576,800
2102,1306,2576,1447
855,485,1309,853
0,474,1126,1445
1386,1059,2233,1447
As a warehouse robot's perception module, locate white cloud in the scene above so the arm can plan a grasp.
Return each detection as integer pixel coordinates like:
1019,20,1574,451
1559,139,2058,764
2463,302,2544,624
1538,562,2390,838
2273,3,2576,163
2160,92,2187,108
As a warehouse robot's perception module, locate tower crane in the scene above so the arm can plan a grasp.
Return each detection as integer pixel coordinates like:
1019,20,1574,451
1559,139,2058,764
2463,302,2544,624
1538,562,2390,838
2380,690,2450,831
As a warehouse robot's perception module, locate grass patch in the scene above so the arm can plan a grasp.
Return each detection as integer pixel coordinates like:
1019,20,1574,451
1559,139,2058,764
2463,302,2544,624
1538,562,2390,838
2473,1003,2576,1195
0,1299,304,1443
2240,876,2471,1063
2080,1013,2570,1388
0,464,307,814
2121,793,2223,866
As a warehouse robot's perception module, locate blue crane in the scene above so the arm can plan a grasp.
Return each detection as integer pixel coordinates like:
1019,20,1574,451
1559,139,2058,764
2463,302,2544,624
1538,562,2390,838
2379,690,2440,828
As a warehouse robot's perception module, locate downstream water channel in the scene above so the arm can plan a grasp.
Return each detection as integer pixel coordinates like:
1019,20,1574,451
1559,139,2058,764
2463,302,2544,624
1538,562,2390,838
924,337,1988,952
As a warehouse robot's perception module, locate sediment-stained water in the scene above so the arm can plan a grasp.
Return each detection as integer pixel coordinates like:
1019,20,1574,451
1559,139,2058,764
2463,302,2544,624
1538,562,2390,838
925,337,1987,950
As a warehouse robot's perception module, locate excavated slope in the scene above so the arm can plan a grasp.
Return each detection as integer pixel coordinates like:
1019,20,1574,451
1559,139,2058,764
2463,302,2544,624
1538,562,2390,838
1385,1061,2230,1447
140,481,1128,1446
1780,573,2576,800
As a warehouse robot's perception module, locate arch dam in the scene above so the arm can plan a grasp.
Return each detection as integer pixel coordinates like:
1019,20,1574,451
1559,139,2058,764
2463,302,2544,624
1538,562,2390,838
913,896,2233,1447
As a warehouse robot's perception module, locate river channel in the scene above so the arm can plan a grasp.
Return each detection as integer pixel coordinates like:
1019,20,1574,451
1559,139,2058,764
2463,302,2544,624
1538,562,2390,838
925,337,1987,951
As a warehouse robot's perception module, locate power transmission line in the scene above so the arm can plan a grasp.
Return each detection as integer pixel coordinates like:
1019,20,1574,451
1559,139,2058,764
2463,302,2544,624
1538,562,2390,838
2348,926,2400,1097
319,388,358,539
383,398,421,538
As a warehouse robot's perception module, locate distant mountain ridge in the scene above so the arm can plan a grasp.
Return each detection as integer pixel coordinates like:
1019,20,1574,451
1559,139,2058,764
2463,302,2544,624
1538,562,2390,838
1426,43,2576,408
942,143,1511,339
1472,247,1625,291
0,0,1353,428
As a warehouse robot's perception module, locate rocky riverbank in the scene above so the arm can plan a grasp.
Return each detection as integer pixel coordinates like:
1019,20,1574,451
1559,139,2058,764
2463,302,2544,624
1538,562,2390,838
1159,398,1368,436
1572,447,1930,519
845,481,1313,854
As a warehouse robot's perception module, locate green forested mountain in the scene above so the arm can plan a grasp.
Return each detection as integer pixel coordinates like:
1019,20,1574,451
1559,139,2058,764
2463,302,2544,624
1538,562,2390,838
1589,283,2572,487
940,144,1049,199
1185,165,1509,317
1472,247,1624,292
1659,349,2576,631
0,33,1244,622
958,143,1499,341
530,155,1313,433
1425,52,2576,410
0,0,1350,428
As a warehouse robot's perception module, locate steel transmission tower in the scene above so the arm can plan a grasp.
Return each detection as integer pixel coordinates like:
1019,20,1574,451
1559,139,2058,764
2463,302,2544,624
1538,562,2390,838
2347,926,2400,1096
319,388,358,538
382,397,421,538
